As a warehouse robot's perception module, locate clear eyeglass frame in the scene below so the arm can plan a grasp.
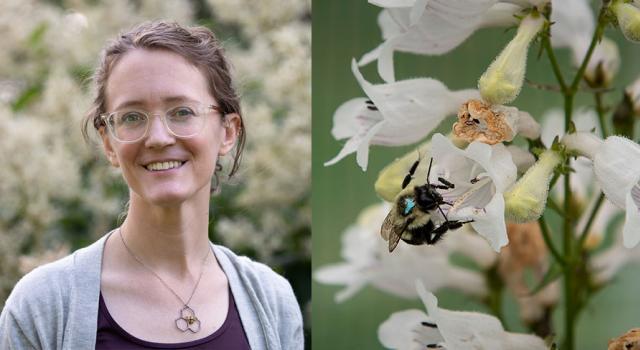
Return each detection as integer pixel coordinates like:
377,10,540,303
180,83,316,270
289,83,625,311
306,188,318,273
100,103,222,143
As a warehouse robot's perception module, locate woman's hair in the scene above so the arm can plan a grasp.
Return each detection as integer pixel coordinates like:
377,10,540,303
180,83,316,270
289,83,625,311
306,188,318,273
82,20,245,179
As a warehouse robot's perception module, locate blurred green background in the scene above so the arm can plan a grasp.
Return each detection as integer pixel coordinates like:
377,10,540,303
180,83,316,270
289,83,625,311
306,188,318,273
312,1,640,349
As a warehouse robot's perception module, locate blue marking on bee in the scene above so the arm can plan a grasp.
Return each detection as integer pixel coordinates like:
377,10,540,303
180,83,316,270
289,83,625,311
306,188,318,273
403,198,416,215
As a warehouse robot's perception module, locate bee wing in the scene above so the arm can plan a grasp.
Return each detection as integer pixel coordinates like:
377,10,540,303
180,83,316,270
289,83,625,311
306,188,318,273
381,209,408,253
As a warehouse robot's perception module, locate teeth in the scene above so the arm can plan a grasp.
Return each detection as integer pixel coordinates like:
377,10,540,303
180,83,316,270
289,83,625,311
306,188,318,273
145,161,183,171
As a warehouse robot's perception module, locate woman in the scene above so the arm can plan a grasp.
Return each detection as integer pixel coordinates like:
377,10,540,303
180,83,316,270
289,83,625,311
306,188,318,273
0,21,303,349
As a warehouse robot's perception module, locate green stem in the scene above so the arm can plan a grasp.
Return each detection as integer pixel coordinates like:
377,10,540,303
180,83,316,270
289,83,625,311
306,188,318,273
569,9,606,94
543,33,567,92
577,192,606,250
595,92,610,137
538,216,566,266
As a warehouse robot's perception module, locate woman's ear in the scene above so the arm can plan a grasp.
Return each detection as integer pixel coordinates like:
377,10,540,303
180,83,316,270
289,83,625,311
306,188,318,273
99,127,120,168
219,113,241,156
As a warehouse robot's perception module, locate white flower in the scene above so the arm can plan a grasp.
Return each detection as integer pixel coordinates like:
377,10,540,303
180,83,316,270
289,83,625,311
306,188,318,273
378,281,547,350
325,60,478,170
551,0,620,86
540,108,601,204
361,0,547,82
563,133,640,248
590,215,640,284
429,133,518,251
314,203,494,302
478,12,544,105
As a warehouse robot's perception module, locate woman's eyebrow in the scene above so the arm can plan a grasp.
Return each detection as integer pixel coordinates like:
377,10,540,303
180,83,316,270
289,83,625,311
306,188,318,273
113,95,198,110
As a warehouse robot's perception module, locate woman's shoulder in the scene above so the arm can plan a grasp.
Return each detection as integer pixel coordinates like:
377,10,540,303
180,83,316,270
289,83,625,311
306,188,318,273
212,244,295,297
3,235,105,314
212,244,303,349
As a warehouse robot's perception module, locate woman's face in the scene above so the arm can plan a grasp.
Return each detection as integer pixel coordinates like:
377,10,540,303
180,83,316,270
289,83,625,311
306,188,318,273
100,48,237,206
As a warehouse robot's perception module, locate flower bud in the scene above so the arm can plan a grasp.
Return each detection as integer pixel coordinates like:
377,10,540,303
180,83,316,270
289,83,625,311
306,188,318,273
504,149,562,222
626,75,640,116
478,13,544,105
579,37,620,88
612,0,640,43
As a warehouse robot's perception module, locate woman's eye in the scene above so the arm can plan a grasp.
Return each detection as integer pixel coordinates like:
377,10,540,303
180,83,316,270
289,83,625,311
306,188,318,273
170,107,196,120
120,112,145,125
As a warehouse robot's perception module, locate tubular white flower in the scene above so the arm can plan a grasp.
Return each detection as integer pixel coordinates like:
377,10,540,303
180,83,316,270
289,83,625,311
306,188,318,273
612,0,640,43
541,109,601,204
325,60,478,170
430,133,518,251
504,148,563,223
478,12,544,105
313,203,492,302
360,1,543,82
378,281,547,350
563,133,640,248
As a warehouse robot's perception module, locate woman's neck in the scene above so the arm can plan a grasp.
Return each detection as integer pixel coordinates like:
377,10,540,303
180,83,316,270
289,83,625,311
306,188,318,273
119,190,214,281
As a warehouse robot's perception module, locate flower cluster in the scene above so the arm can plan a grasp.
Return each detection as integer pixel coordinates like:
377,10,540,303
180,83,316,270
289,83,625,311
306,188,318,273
319,0,640,348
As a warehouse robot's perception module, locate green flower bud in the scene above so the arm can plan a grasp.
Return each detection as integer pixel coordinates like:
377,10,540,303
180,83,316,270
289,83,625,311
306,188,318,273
504,149,562,223
478,13,544,105
612,0,640,43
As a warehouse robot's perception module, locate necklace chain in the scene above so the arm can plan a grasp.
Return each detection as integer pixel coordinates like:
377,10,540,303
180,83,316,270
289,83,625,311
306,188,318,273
118,227,210,309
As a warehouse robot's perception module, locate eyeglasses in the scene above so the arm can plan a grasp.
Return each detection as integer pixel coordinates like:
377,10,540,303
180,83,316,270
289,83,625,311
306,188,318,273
101,102,222,143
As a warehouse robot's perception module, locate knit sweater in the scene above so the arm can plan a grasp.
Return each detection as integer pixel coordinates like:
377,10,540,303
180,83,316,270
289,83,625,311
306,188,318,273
0,231,303,350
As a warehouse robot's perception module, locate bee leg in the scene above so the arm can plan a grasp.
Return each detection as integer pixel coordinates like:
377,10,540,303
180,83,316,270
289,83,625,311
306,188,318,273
426,224,449,244
401,154,421,189
437,177,455,189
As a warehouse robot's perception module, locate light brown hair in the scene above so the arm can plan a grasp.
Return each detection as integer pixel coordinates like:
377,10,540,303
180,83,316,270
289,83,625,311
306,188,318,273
82,21,245,181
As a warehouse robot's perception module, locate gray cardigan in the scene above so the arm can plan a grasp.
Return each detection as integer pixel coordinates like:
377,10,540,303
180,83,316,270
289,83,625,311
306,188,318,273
0,231,303,349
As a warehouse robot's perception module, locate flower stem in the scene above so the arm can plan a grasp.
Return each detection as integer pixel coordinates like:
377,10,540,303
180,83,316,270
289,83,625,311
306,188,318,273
569,7,607,94
538,216,566,266
595,92,610,137
543,33,567,93
577,192,606,249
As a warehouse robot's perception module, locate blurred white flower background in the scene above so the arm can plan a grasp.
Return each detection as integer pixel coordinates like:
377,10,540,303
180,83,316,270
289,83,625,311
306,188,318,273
0,0,310,341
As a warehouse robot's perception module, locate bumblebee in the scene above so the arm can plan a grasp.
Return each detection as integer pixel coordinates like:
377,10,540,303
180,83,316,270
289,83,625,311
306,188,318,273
381,157,471,252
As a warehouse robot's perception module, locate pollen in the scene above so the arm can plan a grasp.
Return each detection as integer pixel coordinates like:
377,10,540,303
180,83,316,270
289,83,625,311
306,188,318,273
452,99,515,145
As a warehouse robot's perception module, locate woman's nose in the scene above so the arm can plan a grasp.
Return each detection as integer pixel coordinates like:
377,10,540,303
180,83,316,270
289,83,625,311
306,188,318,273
144,115,175,148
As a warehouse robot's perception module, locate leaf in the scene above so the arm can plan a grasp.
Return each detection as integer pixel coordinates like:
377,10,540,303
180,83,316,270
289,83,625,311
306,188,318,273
27,22,48,48
11,83,43,112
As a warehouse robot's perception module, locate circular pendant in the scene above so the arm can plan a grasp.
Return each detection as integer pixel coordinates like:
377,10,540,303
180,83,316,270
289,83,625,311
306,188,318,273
175,305,201,333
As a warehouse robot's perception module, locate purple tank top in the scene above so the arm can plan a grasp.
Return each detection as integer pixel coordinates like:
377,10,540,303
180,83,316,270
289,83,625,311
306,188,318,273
95,289,251,349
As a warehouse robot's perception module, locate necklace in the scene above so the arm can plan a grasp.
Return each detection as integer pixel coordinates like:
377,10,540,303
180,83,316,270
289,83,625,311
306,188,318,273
118,227,210,333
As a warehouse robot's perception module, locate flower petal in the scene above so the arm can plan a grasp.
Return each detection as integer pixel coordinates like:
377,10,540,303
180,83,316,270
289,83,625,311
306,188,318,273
456,193,508,251
465,141,517,193
329,60,476,169
369,0,501,82
594,136,640,208
416,281,547,349
378,309,442,350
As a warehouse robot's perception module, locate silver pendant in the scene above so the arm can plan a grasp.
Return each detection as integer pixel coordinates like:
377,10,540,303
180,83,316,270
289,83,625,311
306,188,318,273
175,305,201,333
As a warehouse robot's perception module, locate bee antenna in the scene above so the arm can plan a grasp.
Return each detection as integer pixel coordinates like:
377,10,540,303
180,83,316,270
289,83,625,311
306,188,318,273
426,158,434,185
